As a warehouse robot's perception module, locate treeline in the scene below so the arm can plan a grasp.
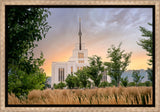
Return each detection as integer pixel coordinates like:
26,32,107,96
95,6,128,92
53,63,152,89
53,42,152,89
54,80,152,89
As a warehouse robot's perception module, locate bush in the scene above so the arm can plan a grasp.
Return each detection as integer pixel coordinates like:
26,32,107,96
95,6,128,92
86,81,92,88
132,70,144,86
108,83,113,87
138,81,152,87
75,68,90,88
65,74,79,89
54,82,66,89
144,81,152,87
137,82,146,86
98,81,113,88
8,67,46,98
111,79,116,86
128,82,136,86
99,81,109,88
120,76,129,87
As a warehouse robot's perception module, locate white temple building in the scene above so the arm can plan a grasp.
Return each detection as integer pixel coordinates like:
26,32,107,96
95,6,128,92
51,18,111,88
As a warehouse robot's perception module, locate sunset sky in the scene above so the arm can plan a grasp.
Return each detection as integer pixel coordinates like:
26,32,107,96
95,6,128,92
33,8,152,76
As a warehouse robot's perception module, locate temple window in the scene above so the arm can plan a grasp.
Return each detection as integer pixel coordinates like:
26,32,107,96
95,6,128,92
78,60,84,63
58,68,64,82
78,53,84,58
71,66,73,74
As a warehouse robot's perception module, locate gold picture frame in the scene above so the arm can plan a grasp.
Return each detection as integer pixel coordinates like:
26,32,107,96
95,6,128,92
0,0,160,112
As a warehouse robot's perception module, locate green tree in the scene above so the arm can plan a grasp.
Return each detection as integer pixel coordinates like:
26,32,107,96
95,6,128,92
144,81,152,87
75,67,90,88
65,74,79,89
128,82,136,86
8,65,46,97
120,76,129,87
137,23,153,82
98,81,109,88
54,82,66,89
132,70,144,86
87,55,104,87
104,43,132,87
111,79,116,86
86,81,92,88
7,7,51,97
137,82,145,86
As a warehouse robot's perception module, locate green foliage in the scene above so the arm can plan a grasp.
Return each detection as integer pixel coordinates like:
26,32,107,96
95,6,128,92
99,81,109,88
7,7,51,97
54,82,66,89
104,43,132,87
7,7,51,63
8,65,46,97
65,67,91,89
111,79,116,86
132,70,144,86
120,76,129,87
144,81,152,87
86,81,92,88
65,74,79,89
147,68,153,82
127,81,151,87
134,81,152,87
137,23,153,66
87,55,104,87
137,82,146,86
128,82,136,86
108,83,114,87
75,67,90,88
137,23,153,82
44,77,51,89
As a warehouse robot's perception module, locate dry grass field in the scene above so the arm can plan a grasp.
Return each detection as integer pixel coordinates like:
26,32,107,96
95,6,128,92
8,87,152,105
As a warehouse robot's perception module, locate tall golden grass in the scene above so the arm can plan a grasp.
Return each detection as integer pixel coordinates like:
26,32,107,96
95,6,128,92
8,87,152,105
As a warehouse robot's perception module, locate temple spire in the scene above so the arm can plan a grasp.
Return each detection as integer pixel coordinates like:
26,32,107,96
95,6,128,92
78,17,82,50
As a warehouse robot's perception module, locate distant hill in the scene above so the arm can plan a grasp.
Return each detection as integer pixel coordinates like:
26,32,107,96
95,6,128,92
121,69,149,82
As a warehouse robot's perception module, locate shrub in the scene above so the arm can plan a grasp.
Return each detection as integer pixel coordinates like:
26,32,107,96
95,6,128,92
53,82,66,89
99,81,109,88
128,82,136,86
132,70,144,86
120,76,129,87
65,74,79,89
137,82,146,86
144,81,152,87
75,67,90,88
